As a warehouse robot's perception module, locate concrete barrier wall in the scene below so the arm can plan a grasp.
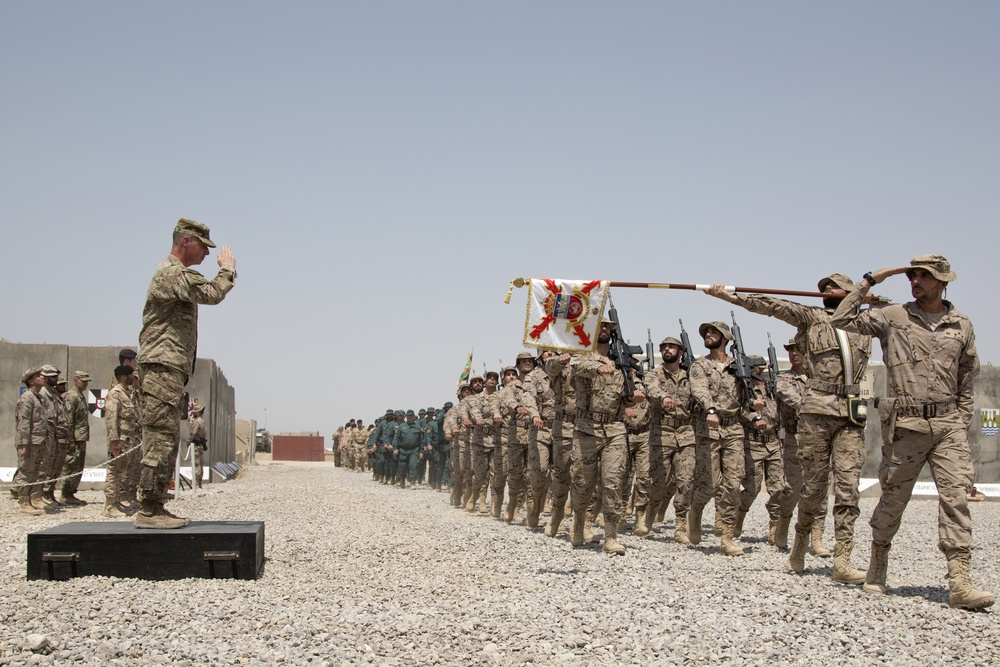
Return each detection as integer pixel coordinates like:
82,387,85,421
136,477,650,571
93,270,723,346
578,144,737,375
2,339,236,482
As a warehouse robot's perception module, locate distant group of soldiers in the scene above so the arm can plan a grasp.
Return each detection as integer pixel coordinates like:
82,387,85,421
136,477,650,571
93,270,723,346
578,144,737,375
340,255,991,611
14,348,209,519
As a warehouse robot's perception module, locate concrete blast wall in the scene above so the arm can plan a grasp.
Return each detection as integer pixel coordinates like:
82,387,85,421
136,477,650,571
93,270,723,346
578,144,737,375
2,339,236,482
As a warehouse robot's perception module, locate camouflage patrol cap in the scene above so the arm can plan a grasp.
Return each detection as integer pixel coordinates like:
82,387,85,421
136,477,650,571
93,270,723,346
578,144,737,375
469,375,484,384
748,355,766,367
515,352,535,362
485,370,500,380
906,254,956,282
40,364,60,377
175,218,216,248
698,321,733,342
660,336,683,348
502,365,517,376
74,371,91,381
21,367,42,384
444,401,454,409
405,409,415,417
817,273,855,293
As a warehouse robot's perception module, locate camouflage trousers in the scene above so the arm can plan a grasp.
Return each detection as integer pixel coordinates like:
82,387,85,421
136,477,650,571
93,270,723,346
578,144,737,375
490,440,507,503
193,444,204,488
45,440,71,496
778,433,804,520
795,414,864,542
13,443,42,499
570,425,628,527
738,439,788,520
38,437,57,494
622,430,650,512
505,441,528,511
528,425,553,512
471,444,494,501
872,424,975,557
124,437,142,498
138,364,186,500
691,434,745,525
459,434,474,491
61,440,88,496
105,438,131,503
548,419,573,513
648,430,695,516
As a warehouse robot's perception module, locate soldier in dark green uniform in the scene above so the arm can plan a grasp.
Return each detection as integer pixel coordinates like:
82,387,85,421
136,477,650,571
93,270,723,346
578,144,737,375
394,410,424,489
415,408,428,485
372,409,394,482
383,410,404,485
422,407,438,488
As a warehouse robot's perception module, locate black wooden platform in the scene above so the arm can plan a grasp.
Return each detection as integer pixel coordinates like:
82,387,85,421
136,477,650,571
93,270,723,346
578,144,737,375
26,521,265,581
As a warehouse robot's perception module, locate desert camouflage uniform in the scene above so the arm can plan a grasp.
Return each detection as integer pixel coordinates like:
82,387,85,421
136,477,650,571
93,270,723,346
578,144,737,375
499,377,537,521
45,388,72,499
189,413,207,488
832,287,978,559
729,294,871,545
738,388,786,524
622,391,650,524
644,365,696,527
570,352,642,531
774,369,809,528
137,253,236,501
525,365,556,524
470,390,501,512
544,355,578,534
105,382,139,507
15,388,47,502
689,355,747,527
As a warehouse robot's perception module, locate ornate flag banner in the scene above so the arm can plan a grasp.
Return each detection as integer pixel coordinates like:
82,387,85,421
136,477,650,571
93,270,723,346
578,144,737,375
522,278,609,352
88,388,109,418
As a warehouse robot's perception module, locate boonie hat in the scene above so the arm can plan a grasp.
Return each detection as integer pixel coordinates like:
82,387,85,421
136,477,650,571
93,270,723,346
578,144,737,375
22,367,42,384
783,338,800,352
660,337,683,348
818,273,855,293
905,254,956,282
515,352,535,362
698,321,733,342
40,364,60,377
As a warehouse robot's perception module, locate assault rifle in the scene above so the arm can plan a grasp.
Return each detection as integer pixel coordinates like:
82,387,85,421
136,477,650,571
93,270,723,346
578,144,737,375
605,299,644,399
765,333,780,399
729,311,759,405
678,319,695,371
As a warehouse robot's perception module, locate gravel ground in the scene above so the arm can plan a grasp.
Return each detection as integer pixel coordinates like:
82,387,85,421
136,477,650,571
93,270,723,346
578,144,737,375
1,463,997,666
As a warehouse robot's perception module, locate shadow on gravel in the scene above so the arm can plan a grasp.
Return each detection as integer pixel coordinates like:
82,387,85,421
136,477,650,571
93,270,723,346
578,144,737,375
890,585,950,605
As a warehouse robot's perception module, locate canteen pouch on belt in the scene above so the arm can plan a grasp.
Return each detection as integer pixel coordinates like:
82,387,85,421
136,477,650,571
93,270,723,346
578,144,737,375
847,397,868,427
874,397,897,445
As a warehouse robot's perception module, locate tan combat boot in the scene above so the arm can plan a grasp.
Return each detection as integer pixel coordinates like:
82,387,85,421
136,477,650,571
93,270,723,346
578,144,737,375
655,500,667,524
19,497,44,516
583,517,596,543
946,553,995,610
787,526,810,574
767,518,778,546
633,505,651,537
526,497,540,528
688,506,703,545
545,505,564,538
714,512,724,537
602,522,626,556
832,540,866,585
674,513,691,545
720,523,745,556
863,542,890,595
134,500,190,529
774,515,791,549
104,501,126,518
465,489,477,513
491,493,503,519
733,510,747,538
31,490,54,511
811,521,831,558
570,512,586,547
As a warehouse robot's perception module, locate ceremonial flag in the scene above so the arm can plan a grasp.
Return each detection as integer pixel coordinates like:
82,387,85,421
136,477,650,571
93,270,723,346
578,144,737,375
456,352,473,386
521,278,609,353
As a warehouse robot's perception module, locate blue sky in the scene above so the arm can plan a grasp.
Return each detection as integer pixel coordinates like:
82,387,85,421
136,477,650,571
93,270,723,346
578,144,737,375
2,2,997,437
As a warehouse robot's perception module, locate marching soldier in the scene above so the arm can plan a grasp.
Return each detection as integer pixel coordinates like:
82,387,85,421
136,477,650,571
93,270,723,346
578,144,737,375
525,352,556,528
773,339,809,549
393,410,423,489
500,356,538,523
543,353,577,538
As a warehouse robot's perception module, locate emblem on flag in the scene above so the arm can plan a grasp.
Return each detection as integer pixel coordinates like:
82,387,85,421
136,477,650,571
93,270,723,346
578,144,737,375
88,388,109,418
982,409,999,436
521,278,609,353
456,352,473,386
